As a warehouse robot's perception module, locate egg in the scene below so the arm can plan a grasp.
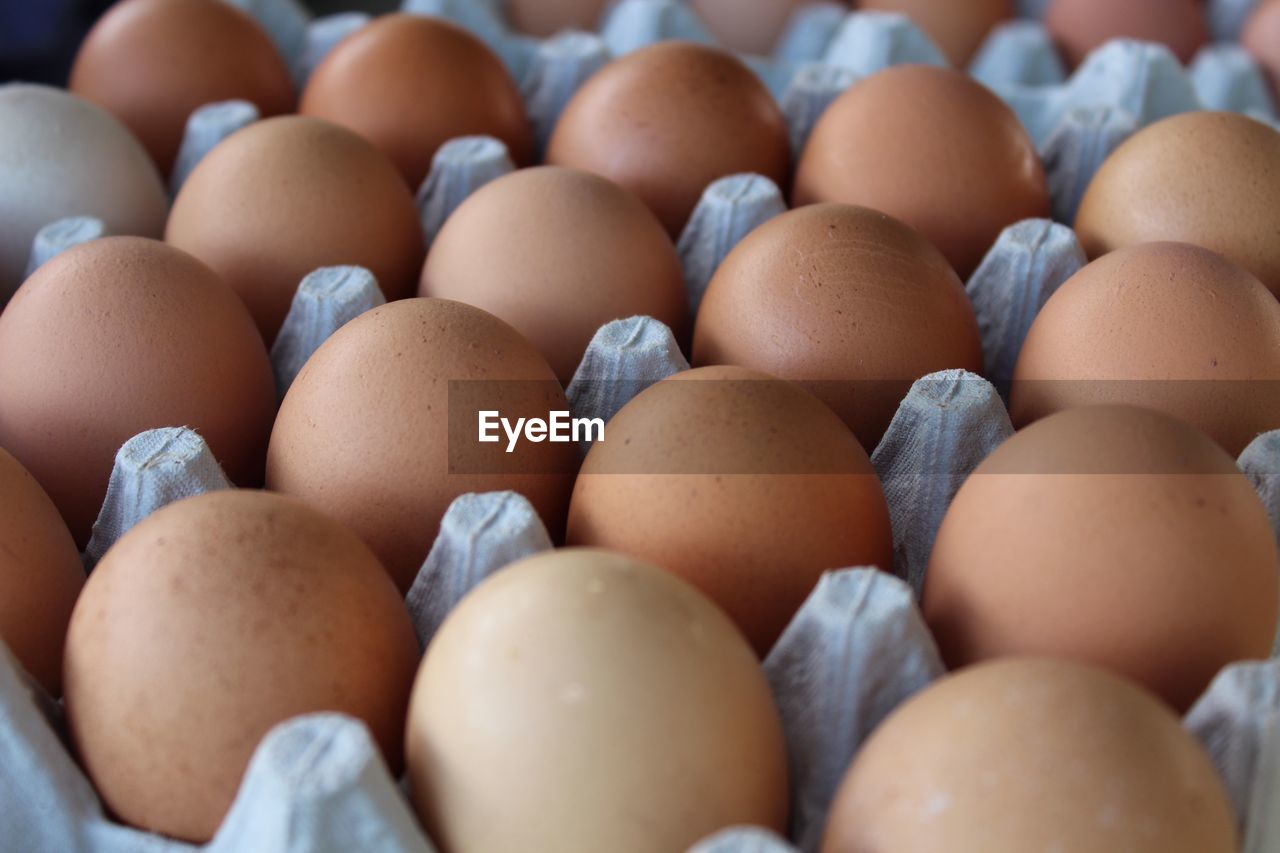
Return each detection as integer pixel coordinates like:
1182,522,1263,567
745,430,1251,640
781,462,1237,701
69,0,293,177
857,0,1012,67
300,14,531,188
688,0,823,55
63,490,419,842
794,65,1048,279
0,85,167,299
0,447,84,697
505,0,610,36
823,659,1237,853
421,166,688,384
1044,0,1207,67
692,204,983,449
1242,0,1280,95
406,548,788,853
546,42,791,237
566,366,892,654
266,298,577,593
924,405,1278,712
166,116,425,342
1010,242,1280,457
0,237,275,546
1075,111,1280,299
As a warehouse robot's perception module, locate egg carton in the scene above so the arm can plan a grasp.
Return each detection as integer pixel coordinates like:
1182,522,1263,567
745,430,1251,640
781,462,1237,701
9,184,1280,850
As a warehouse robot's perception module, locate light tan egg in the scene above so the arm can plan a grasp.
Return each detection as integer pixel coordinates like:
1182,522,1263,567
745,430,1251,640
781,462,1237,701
1076,111,1280,300
406,548,788,853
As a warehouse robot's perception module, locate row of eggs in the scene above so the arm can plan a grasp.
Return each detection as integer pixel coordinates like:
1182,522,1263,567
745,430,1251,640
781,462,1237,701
1,0,1278,850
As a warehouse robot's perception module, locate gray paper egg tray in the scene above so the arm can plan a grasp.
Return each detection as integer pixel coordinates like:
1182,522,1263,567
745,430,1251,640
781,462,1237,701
7,185,1280,850
8,1,1280,847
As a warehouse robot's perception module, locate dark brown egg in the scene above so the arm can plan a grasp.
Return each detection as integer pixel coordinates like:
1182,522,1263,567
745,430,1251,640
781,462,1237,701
793,65,1049,279
69,0,293,176
300,14,531,188
546,42,791,237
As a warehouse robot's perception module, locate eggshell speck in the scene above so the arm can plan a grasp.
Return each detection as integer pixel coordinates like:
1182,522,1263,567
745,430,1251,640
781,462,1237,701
407,548,788,853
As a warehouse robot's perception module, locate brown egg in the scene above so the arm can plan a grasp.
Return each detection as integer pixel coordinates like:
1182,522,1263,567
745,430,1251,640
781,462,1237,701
407,548,788,853
506,0,609,36
63,490,419,842
692,204,983,449
0,447,84,696
300,14,531,188
266,298,577,593
69,0,293,177
166,116,424,342
1010,242,1280,457
1044,0,1207,67
794,65,1048,279
421,166,688,384
688,0,821,55
924,405,1279,712
565,366,892,655
1243,0,1280,94
545,42,791,237
0,237,275,546
823,659,1238,853
1075,112,1280,299
857,0,1013,67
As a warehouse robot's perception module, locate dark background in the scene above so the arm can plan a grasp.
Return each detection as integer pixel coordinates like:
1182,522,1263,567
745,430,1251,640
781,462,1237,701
0,0,400,85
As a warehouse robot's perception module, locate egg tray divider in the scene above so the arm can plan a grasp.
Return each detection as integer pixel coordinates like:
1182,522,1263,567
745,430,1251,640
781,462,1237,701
8,200,1280,851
